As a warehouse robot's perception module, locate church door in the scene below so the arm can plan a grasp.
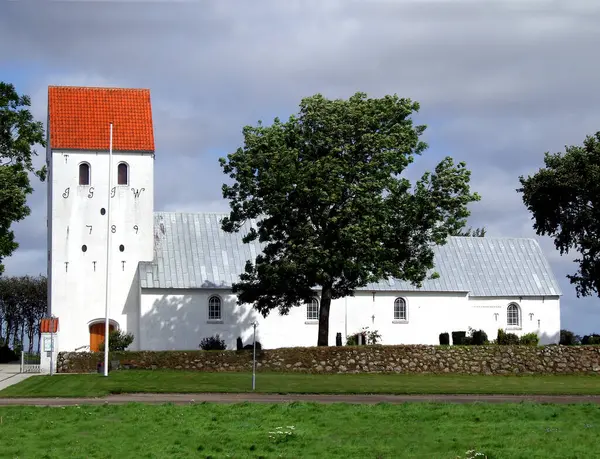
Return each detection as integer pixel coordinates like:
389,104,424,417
89,323,115,352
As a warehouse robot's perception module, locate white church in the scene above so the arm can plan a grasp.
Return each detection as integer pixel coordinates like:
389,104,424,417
45,86,562,354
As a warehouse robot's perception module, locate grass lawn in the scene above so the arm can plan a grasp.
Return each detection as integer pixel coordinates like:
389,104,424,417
1,402,599,458
1,370,600,398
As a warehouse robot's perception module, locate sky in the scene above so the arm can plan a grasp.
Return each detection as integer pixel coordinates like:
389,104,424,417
1,0,599,335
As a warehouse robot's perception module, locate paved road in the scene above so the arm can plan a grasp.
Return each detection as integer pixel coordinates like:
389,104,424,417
2,393,600,406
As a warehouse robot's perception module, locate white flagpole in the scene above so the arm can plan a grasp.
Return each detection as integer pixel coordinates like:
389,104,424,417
103,123,113,377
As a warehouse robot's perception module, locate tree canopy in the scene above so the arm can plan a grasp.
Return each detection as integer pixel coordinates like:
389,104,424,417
0,82,46,276
0,275,47,354
452,226,486,237
518,131,600,298
220,92,480,346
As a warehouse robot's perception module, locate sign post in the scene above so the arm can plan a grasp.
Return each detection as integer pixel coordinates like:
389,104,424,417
252,322,257,391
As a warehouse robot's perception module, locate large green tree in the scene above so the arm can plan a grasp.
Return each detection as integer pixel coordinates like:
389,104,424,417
0,82,46,276
220,92,480,346
518,131,600,298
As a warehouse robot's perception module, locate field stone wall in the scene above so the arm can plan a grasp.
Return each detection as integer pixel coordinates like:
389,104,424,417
57,345,600,375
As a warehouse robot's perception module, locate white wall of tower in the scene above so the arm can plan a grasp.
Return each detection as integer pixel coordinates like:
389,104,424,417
48,149,154,351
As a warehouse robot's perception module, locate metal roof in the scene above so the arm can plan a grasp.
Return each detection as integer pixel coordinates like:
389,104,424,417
138,212,562,297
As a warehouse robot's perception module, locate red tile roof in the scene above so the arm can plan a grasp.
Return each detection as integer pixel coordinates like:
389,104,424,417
48,86,155,152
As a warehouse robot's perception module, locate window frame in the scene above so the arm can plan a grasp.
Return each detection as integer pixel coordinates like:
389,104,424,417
117,162,129,186
306,297,319,323
207,295,223,322
79,162,91,186
507,302,521,329
393,297,408,323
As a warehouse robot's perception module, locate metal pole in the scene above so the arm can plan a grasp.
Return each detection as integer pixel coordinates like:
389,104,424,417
20,351,23,374
50,330,54,376
103,123,113,377
252,322,257,391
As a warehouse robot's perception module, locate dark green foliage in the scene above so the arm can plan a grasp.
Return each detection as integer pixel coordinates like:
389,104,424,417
559,329,580,345
451,331,467,345
581,334,600,345
243,341,262,351
219,92,480,346
98,329,134,352
346,327,381,345
518,131,600,298
200,335,227,351
0,82,47,275
0,275,47,353
451,227,486,237
236,336,243,350
469,329,488,345
0,344,17,363
519,332,539,346
497,329,520,345
439,333,450,345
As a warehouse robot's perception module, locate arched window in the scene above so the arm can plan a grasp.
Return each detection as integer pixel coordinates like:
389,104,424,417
117,162,129,185
394,297,407,321
79,162,90,185
306,298,319,321
507,303,520,327
208,295,222,321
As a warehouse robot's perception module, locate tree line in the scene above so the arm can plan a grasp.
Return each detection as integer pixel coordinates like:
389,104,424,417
0,275,47,354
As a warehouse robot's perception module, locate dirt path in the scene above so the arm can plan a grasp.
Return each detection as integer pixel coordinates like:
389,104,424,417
2,393,600,406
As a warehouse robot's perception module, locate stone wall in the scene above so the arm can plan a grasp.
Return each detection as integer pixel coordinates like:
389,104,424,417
57,344,600,375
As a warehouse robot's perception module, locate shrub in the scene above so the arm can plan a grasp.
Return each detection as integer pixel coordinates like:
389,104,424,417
581,334,600,345
98,330,134,352
346,327,381,345
243,341,262,351
0,345,18,363
519,332,539,346
236,336,243,351
497,329,519,345
451,331,467,345
439,333,450,345
560,329,580,345
469,328,488,345
199,335,226,351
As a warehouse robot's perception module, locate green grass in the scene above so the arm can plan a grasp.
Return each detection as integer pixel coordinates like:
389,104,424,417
1,370,600,398
1,402,599,458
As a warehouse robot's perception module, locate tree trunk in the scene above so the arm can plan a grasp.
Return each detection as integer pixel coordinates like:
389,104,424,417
317,283,333,346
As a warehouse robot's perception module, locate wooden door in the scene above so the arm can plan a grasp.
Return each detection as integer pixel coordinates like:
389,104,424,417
89,323,115,352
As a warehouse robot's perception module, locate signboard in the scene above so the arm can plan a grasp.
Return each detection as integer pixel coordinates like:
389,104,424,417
43,336,54,352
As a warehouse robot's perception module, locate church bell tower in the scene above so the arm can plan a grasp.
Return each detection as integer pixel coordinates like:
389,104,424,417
46,86,155,352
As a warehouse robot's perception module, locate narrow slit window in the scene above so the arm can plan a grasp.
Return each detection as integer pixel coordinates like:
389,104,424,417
118,163,129,185
79,163,90,185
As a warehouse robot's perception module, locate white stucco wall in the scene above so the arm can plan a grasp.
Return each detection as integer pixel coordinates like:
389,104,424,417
49,149,154,351
139,288,561,349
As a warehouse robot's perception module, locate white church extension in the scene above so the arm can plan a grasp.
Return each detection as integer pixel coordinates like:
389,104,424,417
46,86,562,354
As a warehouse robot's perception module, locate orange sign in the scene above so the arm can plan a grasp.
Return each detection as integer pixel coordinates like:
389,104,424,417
41,317,59,333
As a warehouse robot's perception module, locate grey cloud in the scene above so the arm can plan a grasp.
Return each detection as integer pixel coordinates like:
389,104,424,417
2,0,600,333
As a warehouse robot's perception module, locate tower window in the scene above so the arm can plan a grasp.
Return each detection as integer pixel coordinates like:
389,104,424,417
79,163,90,185
118,163,129,185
